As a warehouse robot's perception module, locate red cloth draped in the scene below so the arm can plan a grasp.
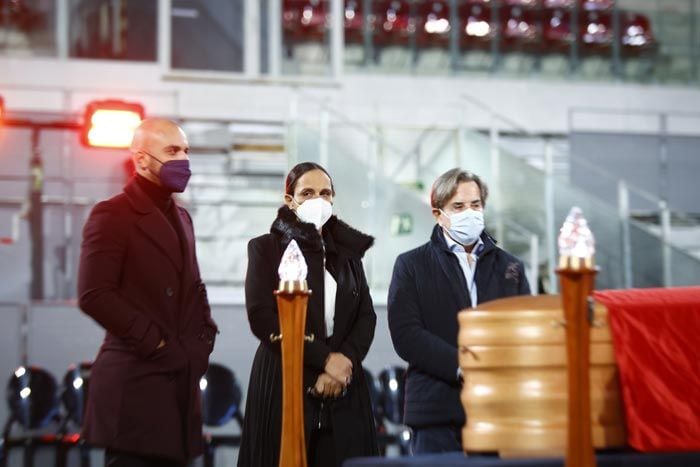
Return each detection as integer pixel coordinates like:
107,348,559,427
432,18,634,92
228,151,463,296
594,287,700,452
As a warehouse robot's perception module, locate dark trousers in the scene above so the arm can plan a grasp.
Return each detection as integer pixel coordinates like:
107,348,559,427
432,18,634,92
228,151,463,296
411,425,462,455
105,449,191,467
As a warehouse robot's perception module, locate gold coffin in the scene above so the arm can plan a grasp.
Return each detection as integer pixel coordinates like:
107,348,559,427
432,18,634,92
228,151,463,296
458,295,626,457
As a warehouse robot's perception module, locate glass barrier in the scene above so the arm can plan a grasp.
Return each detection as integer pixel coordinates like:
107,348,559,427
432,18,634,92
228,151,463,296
69,0,157,61
0,0,57,57
668,243,700,286
462,127,626,289
291,109,700,290
170,0,244,71
291,120,542,290
629,219,700,287
279,0,332,75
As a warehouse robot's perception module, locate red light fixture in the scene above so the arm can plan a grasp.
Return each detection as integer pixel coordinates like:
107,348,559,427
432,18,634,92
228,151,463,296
81,99,144,149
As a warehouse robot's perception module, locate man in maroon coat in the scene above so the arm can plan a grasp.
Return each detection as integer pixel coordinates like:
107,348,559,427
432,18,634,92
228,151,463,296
78,119,217,467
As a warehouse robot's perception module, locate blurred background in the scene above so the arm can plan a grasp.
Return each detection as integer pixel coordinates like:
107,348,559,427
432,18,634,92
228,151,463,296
1,0,699,464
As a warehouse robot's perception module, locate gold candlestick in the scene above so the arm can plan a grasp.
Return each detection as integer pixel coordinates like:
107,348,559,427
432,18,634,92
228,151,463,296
273,240,311,467
557,207,598,467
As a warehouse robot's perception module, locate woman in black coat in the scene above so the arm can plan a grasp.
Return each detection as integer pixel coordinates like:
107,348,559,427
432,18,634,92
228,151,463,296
238,162,379,467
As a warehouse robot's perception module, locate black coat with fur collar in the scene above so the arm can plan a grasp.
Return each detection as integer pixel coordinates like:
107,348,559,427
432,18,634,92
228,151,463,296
238,206,378,467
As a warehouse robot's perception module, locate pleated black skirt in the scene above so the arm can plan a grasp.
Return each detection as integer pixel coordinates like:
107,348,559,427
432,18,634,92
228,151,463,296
237,344,283,467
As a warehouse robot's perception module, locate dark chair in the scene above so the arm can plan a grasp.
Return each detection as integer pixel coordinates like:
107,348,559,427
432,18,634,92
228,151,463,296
377,366,405,425
55,363,93,467
364,367,396,456
1,366,61,467
59,363,91,432
363,367,383,428
200,363,243,467
377,366,411,455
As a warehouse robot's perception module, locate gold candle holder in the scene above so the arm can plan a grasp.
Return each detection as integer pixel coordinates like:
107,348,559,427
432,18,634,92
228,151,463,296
557,207,598,467
274,240,311,467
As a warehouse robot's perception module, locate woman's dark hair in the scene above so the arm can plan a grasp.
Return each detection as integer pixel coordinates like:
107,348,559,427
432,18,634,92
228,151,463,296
285,162,335,195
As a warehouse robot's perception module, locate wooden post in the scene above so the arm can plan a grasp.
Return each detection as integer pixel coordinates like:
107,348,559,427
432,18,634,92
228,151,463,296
275,281,311,467
558,266,598,467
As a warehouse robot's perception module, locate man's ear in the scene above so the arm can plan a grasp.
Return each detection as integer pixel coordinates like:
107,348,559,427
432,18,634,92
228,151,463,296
432,208,443,225
283,194,295,209
132,151,146,171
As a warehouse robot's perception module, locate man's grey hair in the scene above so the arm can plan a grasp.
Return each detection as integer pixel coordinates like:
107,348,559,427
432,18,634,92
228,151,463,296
430,168,489,209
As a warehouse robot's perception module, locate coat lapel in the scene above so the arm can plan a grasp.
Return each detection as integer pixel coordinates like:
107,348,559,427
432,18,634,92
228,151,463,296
173,205,202,330
173,206,195,268
136,211,184,272
125,179,184,272
431,225,470,309
474,234,499,303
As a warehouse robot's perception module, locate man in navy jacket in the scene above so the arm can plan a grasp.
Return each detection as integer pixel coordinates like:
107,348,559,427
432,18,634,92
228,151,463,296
388,168,530,454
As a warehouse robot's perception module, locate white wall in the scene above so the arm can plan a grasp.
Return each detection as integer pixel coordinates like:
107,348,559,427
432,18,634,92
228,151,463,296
2,57,700,134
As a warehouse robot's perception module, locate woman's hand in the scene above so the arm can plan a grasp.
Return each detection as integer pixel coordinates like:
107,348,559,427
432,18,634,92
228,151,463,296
314,372,344,398
324,352,353,385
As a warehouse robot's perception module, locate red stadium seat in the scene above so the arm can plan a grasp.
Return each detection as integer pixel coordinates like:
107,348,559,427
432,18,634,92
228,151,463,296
282,0,328,45
278,0,655,63
580,9,612,52
415,0,452,49
460,2,495,50
620,12,656,56
543,7,573,52
500,4,541,51
543,6,657,58
344,0,367,45
372,0,414,47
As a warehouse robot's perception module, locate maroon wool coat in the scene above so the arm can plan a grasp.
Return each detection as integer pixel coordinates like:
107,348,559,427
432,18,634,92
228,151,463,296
77,177,217,462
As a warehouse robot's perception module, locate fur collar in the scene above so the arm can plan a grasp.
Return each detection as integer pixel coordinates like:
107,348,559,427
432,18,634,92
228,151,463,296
271,206,374,258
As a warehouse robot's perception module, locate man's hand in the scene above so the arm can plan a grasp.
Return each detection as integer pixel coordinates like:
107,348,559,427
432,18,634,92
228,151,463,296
324,352,353,385
314,373,344,398
157,338,166,350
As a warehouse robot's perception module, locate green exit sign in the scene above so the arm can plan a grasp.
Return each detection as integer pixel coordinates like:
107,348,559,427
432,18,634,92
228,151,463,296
390,213,413,236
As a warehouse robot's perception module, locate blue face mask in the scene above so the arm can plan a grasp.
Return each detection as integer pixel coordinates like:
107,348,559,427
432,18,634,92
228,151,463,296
143,152,191,193
440,208,484,246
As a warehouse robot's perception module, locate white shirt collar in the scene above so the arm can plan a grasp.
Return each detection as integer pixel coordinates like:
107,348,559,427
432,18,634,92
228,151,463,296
443,230,483,255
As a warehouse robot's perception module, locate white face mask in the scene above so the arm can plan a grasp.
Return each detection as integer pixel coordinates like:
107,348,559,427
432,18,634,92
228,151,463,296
294,197,333,230
441,208,484,246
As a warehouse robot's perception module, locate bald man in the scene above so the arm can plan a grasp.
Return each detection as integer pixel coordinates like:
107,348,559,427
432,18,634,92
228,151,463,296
78,119,217,466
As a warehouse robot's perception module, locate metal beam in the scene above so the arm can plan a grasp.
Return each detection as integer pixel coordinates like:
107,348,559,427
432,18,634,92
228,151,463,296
329,0,345,78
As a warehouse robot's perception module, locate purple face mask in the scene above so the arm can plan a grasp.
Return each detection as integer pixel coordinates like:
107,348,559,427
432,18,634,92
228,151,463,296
143,151,191,193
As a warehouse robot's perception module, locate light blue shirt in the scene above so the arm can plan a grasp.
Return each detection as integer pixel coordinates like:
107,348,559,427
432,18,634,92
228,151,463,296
444,232,484,308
